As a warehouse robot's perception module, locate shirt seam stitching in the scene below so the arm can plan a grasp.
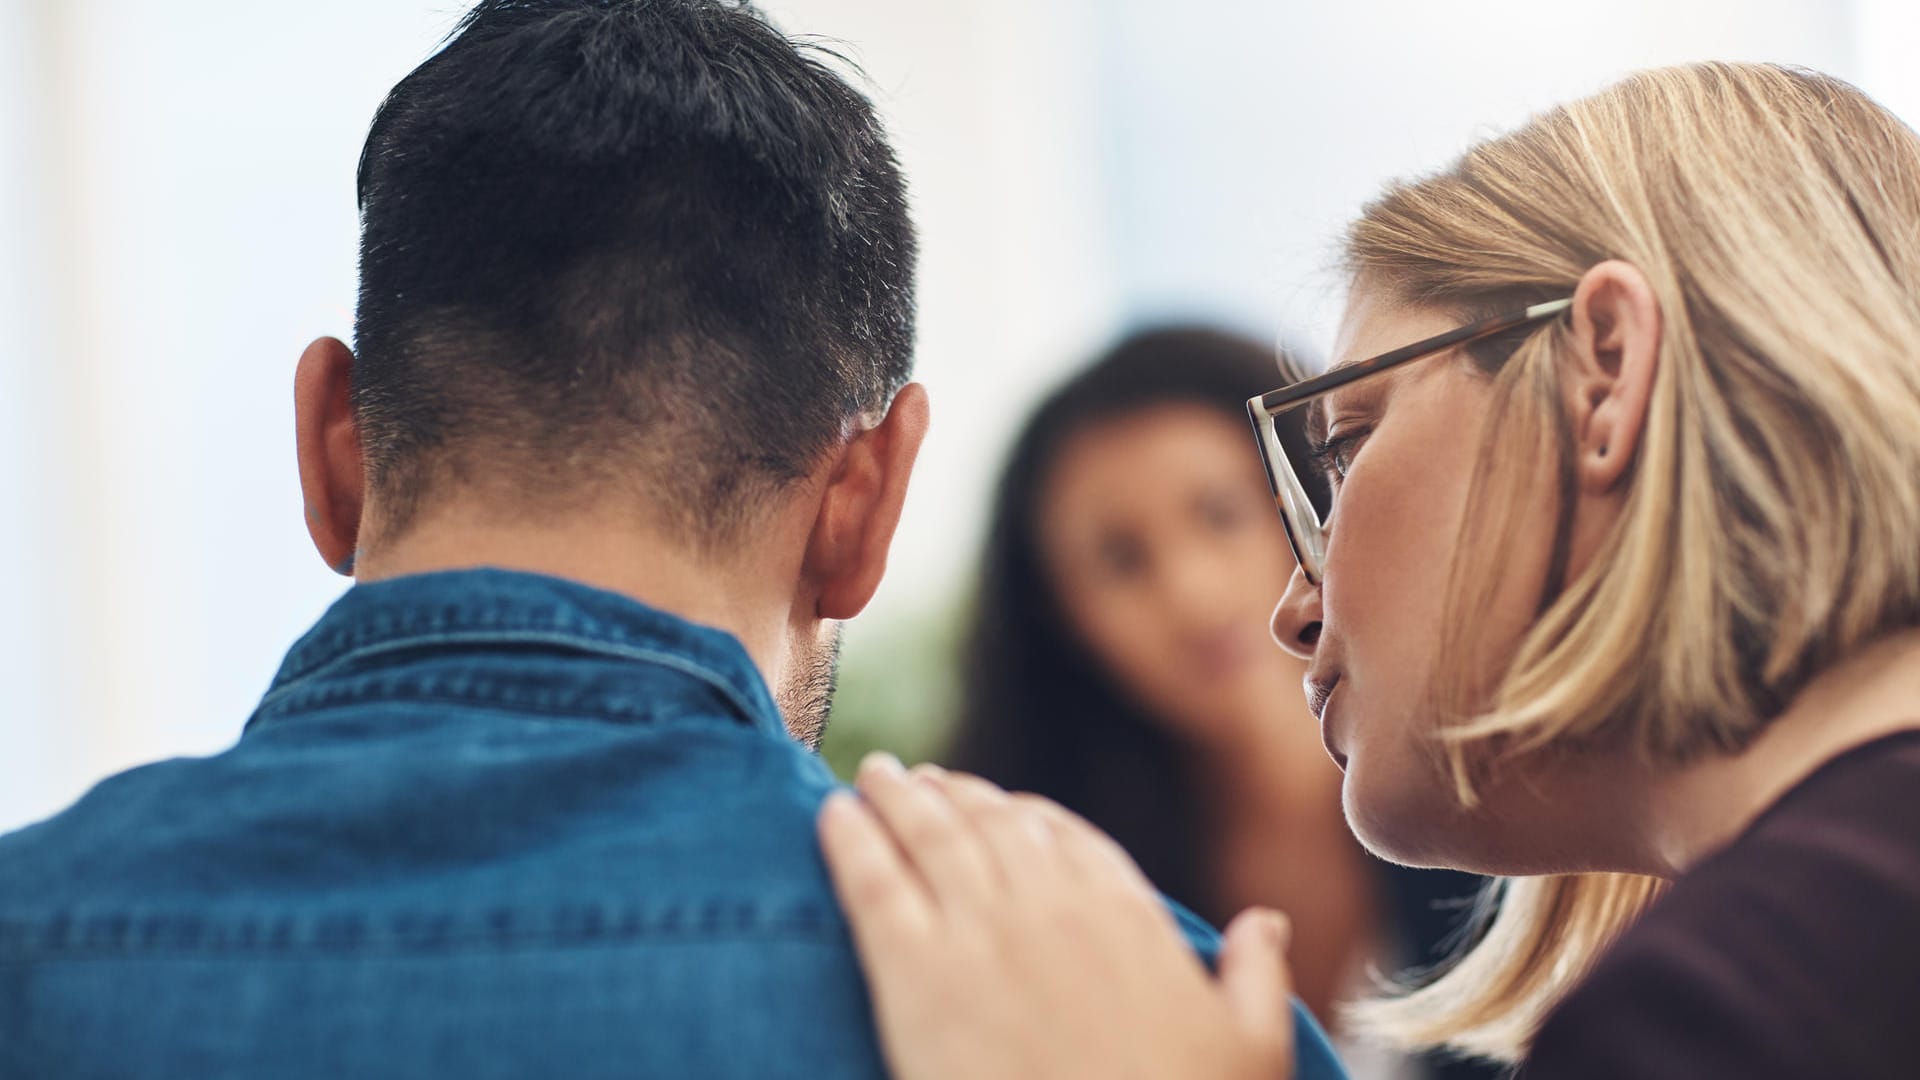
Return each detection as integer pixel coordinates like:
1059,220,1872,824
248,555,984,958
254,629,767,730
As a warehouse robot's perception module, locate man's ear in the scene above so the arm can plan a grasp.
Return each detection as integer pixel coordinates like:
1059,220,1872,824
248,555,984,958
804,383,931,620
294,336,367,576
1565,260,1661,493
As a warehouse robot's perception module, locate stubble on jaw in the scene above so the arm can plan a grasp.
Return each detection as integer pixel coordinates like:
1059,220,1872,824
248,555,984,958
777,623,843,752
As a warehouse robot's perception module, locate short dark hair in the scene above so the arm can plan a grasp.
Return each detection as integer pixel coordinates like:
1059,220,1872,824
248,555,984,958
350,0,915,544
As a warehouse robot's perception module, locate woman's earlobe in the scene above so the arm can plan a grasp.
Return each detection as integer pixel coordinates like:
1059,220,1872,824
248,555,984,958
1568,260,1662,493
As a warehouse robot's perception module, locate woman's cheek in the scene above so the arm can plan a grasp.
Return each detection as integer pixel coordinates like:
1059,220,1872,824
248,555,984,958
1080,590,1175,707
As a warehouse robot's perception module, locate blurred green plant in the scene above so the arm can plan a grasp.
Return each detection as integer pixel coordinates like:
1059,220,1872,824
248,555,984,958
821,593,967,780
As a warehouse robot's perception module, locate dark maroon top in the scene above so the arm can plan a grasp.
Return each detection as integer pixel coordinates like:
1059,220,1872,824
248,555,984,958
1520,729,1920,1079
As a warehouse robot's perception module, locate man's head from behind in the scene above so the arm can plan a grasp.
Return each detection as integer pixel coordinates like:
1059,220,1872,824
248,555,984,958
293,0,927,747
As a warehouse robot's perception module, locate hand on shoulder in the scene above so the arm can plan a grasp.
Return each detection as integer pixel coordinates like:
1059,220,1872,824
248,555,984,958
817,753,1298,1080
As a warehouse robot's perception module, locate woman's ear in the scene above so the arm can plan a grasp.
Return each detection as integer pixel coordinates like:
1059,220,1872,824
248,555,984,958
294,336,367,576
803,383,932,620
1565,260,1662,493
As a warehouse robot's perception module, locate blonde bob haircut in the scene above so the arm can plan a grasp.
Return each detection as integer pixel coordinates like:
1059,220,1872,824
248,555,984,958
1342,62,1920,1062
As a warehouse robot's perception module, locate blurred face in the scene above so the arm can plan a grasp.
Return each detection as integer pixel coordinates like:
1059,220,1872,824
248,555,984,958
1271,288,1584,871
1036,405,1307,744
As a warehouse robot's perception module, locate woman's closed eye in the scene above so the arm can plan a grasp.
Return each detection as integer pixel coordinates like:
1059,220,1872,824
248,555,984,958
1305,424,1372,488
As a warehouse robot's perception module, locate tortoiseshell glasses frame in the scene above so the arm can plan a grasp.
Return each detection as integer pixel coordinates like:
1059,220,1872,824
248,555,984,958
1245,297,1574,585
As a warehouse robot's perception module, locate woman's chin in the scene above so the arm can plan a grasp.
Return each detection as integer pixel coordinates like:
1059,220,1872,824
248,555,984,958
1341,761,1482,870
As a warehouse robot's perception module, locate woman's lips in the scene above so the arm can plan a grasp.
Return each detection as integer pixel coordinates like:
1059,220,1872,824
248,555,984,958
1305,673,1336,721
1305,672,1347,771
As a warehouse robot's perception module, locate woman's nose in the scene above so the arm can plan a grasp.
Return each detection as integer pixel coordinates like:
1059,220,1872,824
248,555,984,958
1270,563,1323,661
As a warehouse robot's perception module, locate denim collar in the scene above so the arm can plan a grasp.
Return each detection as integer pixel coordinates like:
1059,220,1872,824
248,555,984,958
247,567,786,739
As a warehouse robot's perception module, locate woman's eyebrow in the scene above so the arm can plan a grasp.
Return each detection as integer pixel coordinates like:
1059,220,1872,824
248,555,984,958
1303,353,1372,441
1309,370,1399,442
1306,397,1330,445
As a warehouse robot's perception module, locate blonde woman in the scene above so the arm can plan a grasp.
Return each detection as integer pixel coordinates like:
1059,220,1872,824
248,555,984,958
817,62,1920,1079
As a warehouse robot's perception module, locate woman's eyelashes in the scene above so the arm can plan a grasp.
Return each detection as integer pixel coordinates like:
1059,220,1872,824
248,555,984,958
1306,383,1390,490
1306,423,1374,487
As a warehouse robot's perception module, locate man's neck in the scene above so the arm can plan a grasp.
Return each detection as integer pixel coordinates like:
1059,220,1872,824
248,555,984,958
351,504,799,683
1640,627,1920,876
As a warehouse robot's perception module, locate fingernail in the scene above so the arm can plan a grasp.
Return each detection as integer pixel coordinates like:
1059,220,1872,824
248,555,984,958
1267,911,1292,950
821,790,859,820
859,751,905,779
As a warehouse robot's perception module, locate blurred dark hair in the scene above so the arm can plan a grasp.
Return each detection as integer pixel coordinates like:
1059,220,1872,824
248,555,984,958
946,325,1315,920
351,0,915,544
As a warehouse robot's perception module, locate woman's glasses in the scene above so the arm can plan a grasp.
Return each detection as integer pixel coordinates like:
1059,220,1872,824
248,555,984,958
1245,298,1573,585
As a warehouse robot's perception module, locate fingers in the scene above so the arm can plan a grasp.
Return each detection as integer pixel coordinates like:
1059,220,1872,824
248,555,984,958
939,772,1055,885
852,753,1000,904
1219,907,1296,1066
818,791,936,960
920,770,1126,897
844,756,1162,921
1016,794,1160,901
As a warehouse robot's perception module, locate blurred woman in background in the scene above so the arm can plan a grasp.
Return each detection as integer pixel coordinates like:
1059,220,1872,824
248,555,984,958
948,328,1488,1076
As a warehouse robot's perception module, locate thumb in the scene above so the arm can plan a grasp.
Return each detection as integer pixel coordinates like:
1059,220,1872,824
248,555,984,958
1219,907,1296,1066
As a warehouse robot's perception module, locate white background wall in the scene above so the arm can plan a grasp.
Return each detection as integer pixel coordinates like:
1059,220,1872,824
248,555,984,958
1,0,1913,832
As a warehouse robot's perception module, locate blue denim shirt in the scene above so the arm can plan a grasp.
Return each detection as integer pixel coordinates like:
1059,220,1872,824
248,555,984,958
0,569,1345,1079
